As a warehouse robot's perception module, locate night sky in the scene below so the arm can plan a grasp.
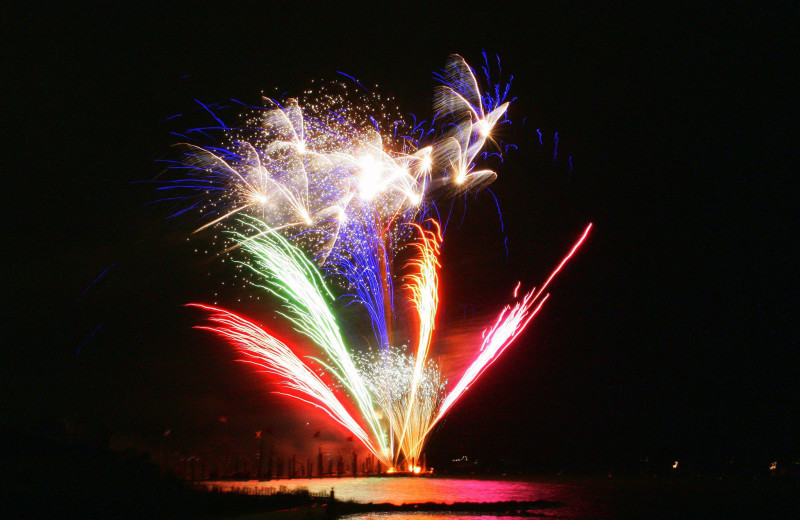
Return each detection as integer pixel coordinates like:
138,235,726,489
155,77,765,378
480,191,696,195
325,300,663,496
3,4,797,472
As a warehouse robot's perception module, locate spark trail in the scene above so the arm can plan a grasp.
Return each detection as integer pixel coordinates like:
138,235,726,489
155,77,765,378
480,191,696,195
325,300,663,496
396,221,442,464
189,303,389,465
427,223,593,441
232,217,388,455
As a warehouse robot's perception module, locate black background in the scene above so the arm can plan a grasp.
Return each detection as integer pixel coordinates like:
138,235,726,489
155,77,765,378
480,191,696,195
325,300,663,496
2,3,797,472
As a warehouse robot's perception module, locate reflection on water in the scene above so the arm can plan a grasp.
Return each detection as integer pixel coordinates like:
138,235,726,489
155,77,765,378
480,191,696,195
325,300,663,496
206,477,608,518
342,515,542,520
206,476,568,504
205,476,800,519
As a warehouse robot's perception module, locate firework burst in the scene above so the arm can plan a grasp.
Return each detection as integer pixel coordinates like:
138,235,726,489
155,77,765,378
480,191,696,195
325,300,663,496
166,54,590,470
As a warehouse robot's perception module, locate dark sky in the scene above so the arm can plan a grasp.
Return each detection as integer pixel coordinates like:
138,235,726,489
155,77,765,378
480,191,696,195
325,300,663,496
2,3,797,469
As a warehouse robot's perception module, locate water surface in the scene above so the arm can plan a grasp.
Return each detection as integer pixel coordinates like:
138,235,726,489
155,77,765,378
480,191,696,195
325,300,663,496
206,475,798,519
206,477,608,518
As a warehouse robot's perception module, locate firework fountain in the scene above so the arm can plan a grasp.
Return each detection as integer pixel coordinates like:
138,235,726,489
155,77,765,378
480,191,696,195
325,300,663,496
160,54,591,471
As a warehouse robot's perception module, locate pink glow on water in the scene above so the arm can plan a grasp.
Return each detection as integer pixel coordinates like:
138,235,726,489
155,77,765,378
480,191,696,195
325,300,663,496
346,516,539,520
206,476,583,505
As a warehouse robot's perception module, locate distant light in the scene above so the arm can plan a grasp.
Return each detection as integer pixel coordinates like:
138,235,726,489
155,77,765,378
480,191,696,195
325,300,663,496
672,460,679,469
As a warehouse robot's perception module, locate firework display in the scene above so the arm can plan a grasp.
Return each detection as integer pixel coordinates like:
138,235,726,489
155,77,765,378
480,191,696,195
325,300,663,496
166,55,590,470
